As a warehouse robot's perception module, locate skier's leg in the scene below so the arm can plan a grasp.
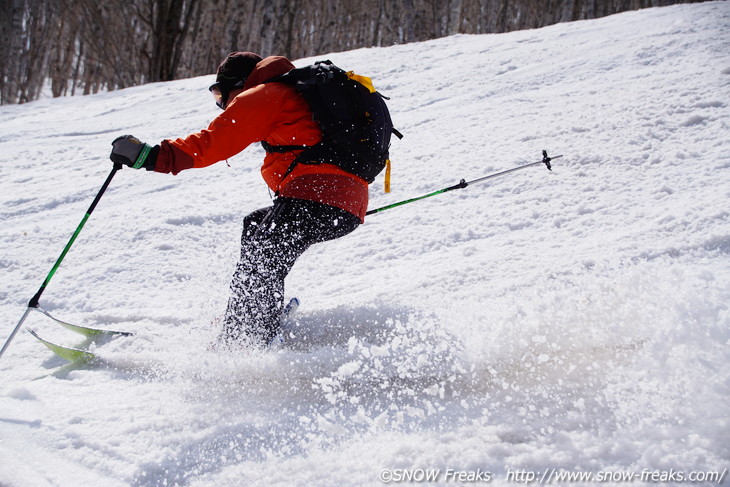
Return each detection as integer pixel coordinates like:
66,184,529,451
220,198,359,346
220,205,279,345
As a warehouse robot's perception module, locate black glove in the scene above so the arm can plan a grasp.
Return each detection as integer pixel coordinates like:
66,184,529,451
110,135,158,170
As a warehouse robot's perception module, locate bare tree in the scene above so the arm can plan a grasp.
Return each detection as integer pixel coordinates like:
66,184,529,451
1,0,59,104
147,0,200,81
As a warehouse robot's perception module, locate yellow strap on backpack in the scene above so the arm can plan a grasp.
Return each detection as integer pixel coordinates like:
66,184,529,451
346,71,377,94
384,159,391,193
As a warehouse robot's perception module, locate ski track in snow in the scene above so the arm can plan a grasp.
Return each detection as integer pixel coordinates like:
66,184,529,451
1,3,729,486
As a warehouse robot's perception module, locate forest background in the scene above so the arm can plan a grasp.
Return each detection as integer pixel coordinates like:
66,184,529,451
0,0,705,105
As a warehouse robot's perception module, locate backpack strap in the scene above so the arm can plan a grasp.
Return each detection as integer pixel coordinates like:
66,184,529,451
260,140,326,188
260,140,309,154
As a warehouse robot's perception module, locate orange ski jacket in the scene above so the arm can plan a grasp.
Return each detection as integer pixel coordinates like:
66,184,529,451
153,56,369,221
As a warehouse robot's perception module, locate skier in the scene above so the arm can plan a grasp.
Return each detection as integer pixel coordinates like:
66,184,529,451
109,52,367,347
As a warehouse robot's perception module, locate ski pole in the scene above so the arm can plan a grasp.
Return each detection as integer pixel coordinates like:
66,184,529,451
366,150,560,216
0,163,123,360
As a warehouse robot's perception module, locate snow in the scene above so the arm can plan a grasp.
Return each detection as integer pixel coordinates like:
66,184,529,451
1,3,729,486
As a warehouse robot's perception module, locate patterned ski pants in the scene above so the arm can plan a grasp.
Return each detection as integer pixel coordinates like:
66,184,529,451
221,197,359,346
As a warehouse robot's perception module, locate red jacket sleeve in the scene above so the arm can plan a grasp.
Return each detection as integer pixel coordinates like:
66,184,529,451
154,83,288,175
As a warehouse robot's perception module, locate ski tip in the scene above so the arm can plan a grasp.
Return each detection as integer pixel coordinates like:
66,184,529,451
27,328,97,363
35,307,132,337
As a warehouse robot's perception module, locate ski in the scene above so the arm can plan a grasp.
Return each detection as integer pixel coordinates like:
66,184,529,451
28,308,132,363
29,308,132,363
35,307,133,338
27,328,97,363
31,298,301,362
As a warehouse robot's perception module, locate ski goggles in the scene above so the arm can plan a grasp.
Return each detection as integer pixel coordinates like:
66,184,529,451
208,79,246,109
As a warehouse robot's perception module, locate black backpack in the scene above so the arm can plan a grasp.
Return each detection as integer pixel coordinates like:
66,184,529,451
262,60,402,184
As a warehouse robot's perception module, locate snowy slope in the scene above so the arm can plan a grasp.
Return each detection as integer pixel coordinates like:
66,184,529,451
1,2,729,486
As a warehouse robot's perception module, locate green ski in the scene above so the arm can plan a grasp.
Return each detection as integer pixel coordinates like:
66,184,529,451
27,328,97,363
35,307,132,338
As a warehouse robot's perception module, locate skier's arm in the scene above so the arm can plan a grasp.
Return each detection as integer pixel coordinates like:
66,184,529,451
153,84,286,175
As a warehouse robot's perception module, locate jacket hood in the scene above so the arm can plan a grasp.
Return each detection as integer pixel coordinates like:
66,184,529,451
243,56,296,90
